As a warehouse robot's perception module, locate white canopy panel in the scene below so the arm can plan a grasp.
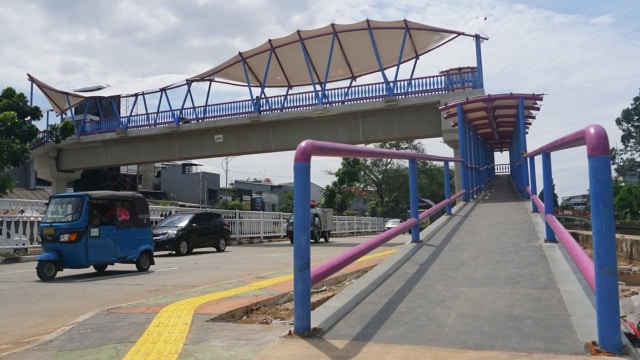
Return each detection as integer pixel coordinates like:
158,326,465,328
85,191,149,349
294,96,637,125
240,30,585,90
190,19,486,88
29,74,190,114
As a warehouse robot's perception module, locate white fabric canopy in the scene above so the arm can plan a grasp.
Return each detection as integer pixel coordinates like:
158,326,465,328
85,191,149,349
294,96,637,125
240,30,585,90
29,74,190,115
190,19,486,88
30,19,487,114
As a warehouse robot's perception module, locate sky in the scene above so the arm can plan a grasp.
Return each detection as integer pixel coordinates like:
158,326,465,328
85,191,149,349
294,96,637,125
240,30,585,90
1,0,639,199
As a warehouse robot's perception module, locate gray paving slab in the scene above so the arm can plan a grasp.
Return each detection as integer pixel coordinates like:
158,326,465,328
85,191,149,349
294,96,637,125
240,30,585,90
315,175,588,355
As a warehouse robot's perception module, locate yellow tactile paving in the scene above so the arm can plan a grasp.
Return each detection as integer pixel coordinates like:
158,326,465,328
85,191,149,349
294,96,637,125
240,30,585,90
123,248,397,360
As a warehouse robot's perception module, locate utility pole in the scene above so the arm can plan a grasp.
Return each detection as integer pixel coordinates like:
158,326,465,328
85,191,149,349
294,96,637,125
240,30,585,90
221,157,235,204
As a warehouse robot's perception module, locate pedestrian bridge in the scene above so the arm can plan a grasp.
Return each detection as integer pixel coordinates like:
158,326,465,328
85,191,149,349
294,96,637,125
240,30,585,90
28,19,488,193
20,19,630,356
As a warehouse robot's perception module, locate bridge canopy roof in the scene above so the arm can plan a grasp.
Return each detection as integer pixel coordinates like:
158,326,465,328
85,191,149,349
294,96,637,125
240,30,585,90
439,93,544,152
28,73,190,115
189,19,487,88
29,18,487,114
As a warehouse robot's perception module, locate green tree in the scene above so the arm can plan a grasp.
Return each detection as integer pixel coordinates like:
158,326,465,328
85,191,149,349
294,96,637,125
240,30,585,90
538,186,560,208
614,185,640,220
613,89,640,179
46,120,76,144
360,141,424,217
0,111,39,195
323,141,450,218
322,158,362,214
0,87,42,122
279,190,294,213
216,198,245,210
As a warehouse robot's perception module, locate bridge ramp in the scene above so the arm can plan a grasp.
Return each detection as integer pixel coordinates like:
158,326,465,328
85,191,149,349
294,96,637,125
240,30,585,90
307,175,592,356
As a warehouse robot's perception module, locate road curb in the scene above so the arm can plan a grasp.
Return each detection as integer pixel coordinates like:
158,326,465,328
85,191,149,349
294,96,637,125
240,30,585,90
0,255,38,264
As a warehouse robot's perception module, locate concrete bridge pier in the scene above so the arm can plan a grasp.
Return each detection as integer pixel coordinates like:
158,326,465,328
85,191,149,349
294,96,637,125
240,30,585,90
442,125,463,197
33,147,82,194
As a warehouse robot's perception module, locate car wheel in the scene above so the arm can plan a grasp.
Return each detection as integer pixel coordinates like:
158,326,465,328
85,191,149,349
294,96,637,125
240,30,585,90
136,252,152,272
176,239,189,256
215,237,227,252
36,261,58,281
93,264,108,272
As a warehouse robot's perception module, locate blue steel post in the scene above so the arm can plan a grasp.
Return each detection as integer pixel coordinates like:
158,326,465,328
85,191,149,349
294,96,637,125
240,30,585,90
511,128,520,193
457,104,469,201
528,157,538,213
470,127,477,199
408,159,420,242
292,161,312,334
444,161,452,215
474,131,481,195
589,154,622,353
541,152,556,242
518,98,530,198
475,35,484,89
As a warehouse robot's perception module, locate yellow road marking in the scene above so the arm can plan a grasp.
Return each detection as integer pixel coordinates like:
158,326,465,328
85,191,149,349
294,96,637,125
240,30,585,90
123,248,397,359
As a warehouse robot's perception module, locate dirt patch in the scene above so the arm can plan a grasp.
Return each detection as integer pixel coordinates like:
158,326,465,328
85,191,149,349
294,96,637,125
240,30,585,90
209,270,368,325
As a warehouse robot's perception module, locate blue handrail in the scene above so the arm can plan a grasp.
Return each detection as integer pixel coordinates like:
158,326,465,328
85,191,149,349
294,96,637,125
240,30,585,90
291,139,463,335
524,124,622,354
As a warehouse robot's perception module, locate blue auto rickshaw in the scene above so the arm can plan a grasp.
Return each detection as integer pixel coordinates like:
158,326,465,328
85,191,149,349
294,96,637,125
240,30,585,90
36,191,155,281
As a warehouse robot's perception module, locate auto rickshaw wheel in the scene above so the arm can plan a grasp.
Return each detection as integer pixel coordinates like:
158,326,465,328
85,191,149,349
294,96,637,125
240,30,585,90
93,264,108,272
36,261,58,281
136,252,152,272
312,231,320,243
176,239,189,256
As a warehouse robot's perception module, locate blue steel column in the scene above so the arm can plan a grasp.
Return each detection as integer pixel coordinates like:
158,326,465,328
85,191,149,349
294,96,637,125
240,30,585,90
511,125,520,192
479,143,485,192
589,153,622,353
467,129,477,200
518,98,530,198
508,138,515,185
528,157,538,213
293,161,312,334
468,128,475,198
444,161,452,215
475,35,484,89
408,159,420,242
457,104,470,201
541,152,556,242
473,129,481,196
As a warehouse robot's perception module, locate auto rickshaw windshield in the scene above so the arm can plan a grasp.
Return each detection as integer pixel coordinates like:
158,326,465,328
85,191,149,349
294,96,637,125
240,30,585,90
42,197,85,223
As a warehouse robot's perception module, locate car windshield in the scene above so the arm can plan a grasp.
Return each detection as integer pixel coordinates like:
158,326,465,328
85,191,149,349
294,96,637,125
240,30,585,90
42,196,85,223
386,219,400,226
156,213,193,227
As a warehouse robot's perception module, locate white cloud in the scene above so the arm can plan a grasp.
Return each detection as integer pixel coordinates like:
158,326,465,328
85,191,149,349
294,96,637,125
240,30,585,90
1,0,639,199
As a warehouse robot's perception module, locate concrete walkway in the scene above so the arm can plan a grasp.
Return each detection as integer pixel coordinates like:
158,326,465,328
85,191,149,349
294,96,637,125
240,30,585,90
255,175,632,359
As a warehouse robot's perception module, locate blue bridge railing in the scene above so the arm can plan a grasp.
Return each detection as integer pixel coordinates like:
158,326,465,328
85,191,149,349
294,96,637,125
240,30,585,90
524,124,622,354
290,139,464,335
34,69,480,147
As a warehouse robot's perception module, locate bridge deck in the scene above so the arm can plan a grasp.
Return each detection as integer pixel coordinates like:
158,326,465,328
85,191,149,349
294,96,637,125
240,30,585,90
308,175,594,356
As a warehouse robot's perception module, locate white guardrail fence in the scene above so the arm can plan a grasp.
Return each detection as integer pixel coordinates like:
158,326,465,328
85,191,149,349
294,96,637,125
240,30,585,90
0,198,387,251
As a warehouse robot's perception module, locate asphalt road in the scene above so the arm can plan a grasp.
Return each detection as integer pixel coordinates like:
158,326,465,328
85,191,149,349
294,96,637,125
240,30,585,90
0,234,409,354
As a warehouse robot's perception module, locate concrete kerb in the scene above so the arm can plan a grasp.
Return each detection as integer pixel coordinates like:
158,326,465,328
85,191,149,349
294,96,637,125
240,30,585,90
312,200,473,333
0,255,38,264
